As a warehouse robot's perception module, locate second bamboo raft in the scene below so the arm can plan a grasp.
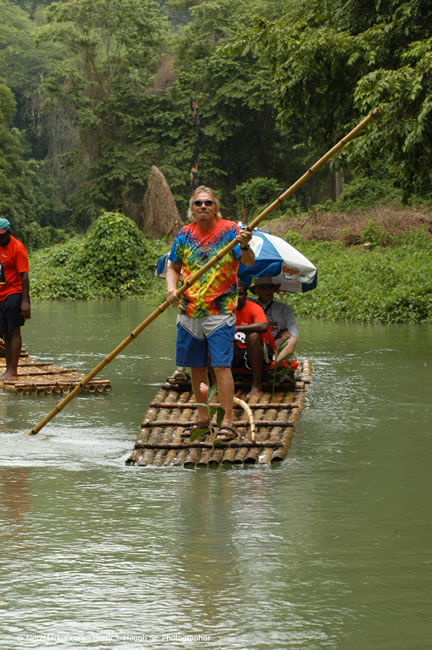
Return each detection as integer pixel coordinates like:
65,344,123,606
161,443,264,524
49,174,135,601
0,339,112,395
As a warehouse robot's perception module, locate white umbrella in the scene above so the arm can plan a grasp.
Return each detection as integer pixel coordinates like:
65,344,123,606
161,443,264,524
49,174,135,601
239,229,317,292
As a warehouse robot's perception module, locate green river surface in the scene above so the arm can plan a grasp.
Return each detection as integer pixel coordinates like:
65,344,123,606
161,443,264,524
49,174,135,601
0,299,431,650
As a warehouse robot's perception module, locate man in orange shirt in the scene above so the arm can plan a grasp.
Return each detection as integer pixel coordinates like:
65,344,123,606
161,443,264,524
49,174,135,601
0,218,31,380
233,282,274,399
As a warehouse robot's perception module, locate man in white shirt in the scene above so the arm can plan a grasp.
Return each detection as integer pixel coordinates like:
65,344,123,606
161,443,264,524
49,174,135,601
250,276,298,363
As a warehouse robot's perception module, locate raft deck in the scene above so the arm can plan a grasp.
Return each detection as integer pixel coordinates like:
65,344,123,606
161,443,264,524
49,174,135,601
0,339,112,395
126,360,312,468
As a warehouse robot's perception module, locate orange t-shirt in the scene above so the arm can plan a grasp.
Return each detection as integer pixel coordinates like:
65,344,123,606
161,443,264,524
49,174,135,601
0,235,29,300
235,299,275,350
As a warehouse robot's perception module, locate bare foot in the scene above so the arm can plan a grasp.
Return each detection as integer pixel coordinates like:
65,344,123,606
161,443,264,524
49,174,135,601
247,385,262,400
0,371,19,381
181,421,210,439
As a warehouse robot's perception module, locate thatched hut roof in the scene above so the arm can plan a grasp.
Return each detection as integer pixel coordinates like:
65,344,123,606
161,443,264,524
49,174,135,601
141,165,184,238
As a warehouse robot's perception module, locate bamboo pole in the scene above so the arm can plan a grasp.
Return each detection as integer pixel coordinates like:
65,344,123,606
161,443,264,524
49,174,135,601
27,108,379,436
271,429,293,462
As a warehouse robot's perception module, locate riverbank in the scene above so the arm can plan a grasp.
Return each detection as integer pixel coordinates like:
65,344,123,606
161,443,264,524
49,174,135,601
270,205,432,324
269,204,432,245
287,231,432,323
28,205,432,324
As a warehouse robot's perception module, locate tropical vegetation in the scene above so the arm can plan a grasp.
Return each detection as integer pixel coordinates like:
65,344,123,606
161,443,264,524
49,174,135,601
30,211,167,299
287,229,432,324
1,0,432,323
29,211,432,324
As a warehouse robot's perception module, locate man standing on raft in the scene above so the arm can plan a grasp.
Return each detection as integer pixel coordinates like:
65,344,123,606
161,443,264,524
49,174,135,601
165,186,254,442
0,218,31,381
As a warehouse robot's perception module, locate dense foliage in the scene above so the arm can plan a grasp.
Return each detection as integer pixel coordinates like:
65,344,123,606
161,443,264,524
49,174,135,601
2,0,431,242
29,216,432,325
232,0,432,200
30,211,167,299
287,230,432,324
3,0,432,325
0,83,32,229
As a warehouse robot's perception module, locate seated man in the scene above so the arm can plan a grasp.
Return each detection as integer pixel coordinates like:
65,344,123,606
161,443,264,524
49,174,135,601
250,276,298,363
232,282,274,398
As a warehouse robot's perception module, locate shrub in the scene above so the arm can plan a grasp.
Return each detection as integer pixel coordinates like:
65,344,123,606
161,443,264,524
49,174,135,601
22,221,68,251
30,212,167,300
284,230,303,248
360,219,393,248
315,174,402,214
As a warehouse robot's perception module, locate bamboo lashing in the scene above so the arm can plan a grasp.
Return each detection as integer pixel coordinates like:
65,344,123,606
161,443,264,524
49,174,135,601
28,109,379,436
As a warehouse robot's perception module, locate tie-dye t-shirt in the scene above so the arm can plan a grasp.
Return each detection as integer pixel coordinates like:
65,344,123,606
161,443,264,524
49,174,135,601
168,219,241,317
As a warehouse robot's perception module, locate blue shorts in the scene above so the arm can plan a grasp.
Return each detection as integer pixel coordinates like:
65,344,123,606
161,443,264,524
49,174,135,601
176,315,235,368
0,293,25,337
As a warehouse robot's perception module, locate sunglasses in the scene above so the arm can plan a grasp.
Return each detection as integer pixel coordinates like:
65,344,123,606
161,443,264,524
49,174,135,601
193,199,214,207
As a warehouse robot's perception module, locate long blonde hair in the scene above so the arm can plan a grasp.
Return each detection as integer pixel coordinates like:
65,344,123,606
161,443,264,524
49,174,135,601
188,185,222,218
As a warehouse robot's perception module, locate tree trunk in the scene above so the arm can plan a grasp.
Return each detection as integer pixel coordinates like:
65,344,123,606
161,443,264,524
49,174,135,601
335,170,345,200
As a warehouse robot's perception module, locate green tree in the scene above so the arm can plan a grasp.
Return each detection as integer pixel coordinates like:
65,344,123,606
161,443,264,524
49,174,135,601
7,0,57,17
355,33,432,200
0,0,70,229
39,0,169,224
154,0,302,213
0,81,35,241
0,0,56,147
233,0,432,202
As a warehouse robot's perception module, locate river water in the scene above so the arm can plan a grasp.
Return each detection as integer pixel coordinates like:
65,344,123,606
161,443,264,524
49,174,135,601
1,299,431,649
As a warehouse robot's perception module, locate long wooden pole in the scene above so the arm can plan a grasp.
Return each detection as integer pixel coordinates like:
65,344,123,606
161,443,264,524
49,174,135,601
28,108,379,435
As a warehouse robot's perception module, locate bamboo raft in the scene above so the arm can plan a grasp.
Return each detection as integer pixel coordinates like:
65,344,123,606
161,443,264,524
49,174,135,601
0,339,112,395
126,359,311,468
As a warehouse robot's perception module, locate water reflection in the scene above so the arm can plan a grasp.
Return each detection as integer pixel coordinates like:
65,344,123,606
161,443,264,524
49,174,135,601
177,472,239,618
0,468,31,525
